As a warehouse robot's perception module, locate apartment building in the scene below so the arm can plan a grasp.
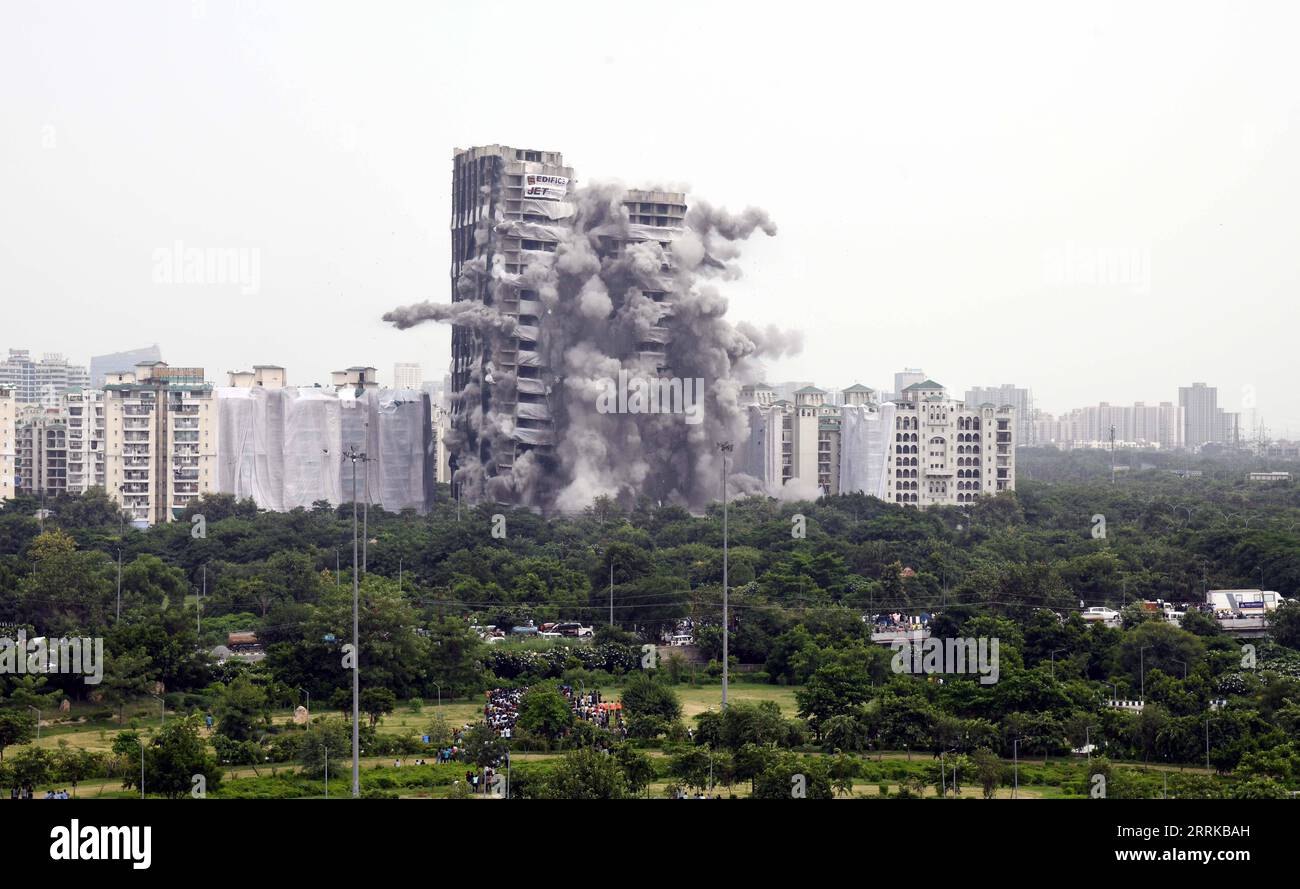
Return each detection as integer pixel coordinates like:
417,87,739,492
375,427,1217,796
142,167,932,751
446,144,692,502
1179,382,1240,450
741,380,1017,507
964,384,1034,446
103,362,217,524
15,411,68,497
331,366,378,393
881,380,1016,506
0,386,15,501
0,349,90,409
613,188,687,375
393,362,423,390
63,388,106,494
450,145,575,491
1036,400,1186,450
228,365,287,388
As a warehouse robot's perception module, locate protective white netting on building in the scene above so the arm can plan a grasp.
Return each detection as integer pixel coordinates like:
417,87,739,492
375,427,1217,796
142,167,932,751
735,404,783,494
839,402,895,499
217,387,433,513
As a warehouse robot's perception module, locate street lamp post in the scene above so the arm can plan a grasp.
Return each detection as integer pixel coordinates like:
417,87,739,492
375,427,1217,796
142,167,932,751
1013,737,1023,798
116,548,122,621
139,739,146,800
340,445,369,798
27,706,39,742
1050,648,1066,677
718,441,733,708
433,682,442,709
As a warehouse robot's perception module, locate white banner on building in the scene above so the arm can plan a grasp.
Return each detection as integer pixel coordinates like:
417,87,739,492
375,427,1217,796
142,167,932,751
522,173,569,201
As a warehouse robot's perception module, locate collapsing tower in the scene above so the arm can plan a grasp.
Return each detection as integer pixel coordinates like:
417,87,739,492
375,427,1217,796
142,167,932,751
385,143,793,512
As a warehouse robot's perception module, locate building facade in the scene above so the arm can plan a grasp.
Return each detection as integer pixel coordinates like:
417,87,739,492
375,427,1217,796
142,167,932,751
393,362,423,390
1179,382,1239,450
449,145,575,494
0,386,16,501
0,349,90,409
104,362,217,524
884,380,1016,506
14,411,67,497
964,383,1034,446
737,379,1016,507
63,388,106,494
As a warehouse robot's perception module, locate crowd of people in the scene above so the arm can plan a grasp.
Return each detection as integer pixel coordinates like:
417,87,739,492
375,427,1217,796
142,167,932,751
477,684,627,740
561,685,626,735
484,687,524,739
8,788,71,799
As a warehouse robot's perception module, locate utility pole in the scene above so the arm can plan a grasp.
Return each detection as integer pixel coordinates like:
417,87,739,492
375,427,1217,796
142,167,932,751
718,441,733,708
115,548,122,621
341,445,368,798
609,561,614,627
1109,424,1116,484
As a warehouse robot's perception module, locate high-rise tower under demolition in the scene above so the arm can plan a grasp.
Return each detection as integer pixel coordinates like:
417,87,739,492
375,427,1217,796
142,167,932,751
386,143,789,511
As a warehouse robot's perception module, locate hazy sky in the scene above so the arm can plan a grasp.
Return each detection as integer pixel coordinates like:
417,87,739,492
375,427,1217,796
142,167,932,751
3,1,1298,434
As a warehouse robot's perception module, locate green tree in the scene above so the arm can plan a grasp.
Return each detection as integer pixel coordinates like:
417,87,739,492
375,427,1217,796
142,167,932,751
135,715,223,799
215,674,270,741
544,748,629,799
0,710,35,761
516,685,574,740
360,686,397,728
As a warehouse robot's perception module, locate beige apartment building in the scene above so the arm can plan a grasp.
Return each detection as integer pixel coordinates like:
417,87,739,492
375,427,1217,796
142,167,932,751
0,386,15,501
103,362,217,524
884,380,1016,506
739,379,1017,507
64,388,106,493
227,365,287,389
15,410,67,497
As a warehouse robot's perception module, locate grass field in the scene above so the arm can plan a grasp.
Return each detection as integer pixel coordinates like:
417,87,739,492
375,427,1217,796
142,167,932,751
6,683,1204,799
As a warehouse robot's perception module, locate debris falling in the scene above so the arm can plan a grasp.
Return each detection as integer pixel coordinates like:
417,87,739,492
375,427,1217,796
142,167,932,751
384,178,794,512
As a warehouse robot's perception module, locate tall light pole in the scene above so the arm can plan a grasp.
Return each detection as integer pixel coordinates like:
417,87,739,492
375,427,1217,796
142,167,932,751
27,706,39,742
718,441,733,708
115,548,122,622
139,739,145,800
1012,737,1019,798
340,445,368,798
609,560,615,627
1109,424,1116,484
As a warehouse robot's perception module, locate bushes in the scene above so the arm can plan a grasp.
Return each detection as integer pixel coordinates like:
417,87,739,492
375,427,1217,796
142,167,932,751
487,642,639,681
